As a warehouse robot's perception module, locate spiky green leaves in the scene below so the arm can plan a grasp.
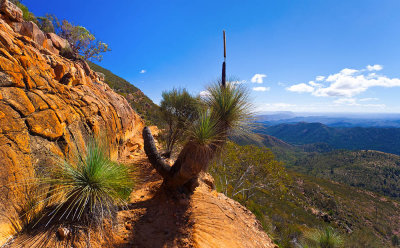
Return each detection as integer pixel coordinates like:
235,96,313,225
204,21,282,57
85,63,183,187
44,138,133,226
189,111,219,146
190,82,254,150
204,82,253,137
302,227,344,248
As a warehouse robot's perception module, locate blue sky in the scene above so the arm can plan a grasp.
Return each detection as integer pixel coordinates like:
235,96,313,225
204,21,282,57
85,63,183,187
26,0,400,113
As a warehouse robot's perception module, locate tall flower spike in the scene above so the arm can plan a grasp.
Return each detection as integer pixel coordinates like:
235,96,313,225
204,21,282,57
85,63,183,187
221,30,226,88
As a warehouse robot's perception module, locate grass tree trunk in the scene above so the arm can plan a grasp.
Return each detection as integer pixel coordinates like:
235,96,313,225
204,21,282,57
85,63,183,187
143,127,215,190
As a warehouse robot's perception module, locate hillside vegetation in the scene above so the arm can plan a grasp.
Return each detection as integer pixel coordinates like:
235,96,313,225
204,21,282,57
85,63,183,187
243,132,400,201
209,142,400,248
288,150,400,200
259,122,400,155
87,61,162,125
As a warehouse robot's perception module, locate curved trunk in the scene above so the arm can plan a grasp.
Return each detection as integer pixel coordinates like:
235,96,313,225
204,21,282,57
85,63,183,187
142,127,216,190
142,127,171,179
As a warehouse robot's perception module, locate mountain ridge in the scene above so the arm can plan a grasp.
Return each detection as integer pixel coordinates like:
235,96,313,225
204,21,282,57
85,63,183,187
258,122,400,155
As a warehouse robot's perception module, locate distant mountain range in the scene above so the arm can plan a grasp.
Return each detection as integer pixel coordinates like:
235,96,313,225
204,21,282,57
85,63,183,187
257,122,400,155
257,112,400,128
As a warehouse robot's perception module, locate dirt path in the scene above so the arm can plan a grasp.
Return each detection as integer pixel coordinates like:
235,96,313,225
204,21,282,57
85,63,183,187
111,156,276,248
6,155,276,248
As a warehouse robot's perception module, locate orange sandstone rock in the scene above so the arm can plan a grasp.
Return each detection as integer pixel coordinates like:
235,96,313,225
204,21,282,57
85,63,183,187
0,4,145,244
26,109,64,140
0,87,35,116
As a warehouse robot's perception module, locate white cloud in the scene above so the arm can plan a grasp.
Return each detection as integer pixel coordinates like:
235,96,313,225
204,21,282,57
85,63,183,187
309,81,323,87
367,64,383,71
253,86,270,92
333,98,358,105
199,90,210,97
251,74,267,84
316,76,325,81
286,83,314,93
286,65,400,98
359,97,379,102
140,69,146,74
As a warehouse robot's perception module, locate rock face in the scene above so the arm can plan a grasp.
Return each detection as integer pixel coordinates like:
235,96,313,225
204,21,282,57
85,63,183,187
0,0,22,22
0,1,144,243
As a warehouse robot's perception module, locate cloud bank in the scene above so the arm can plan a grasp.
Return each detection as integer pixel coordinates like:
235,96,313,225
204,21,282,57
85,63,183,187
286,65,400,98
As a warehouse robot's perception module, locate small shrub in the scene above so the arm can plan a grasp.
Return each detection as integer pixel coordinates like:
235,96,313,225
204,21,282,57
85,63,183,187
159,88,200,157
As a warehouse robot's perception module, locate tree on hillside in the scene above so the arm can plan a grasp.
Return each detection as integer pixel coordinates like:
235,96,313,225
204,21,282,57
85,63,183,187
58,20,111,61
159,88,199,158
143,82,253,190
8,1,110,62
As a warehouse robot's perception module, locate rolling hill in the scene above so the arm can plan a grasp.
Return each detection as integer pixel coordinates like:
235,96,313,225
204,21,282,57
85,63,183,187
258,122,400,155
288,150,400,200
87,61,162,125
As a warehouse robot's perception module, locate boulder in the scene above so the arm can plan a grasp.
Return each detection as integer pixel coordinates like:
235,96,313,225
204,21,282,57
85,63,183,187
19,21,46,47
43,38,59,54
46,32,67,50
0,0,23,22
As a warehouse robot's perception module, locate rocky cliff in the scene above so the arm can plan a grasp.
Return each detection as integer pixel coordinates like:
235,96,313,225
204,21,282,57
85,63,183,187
0,1,277,247
0,0,143,243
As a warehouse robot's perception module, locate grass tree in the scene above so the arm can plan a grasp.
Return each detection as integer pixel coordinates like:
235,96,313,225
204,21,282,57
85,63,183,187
44,138,133,227
11,137,134,232
143,82,253,190
300,227,344,248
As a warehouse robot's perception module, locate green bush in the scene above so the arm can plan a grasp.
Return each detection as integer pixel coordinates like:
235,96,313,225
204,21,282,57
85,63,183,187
159,88,200,157
209,141,288,202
